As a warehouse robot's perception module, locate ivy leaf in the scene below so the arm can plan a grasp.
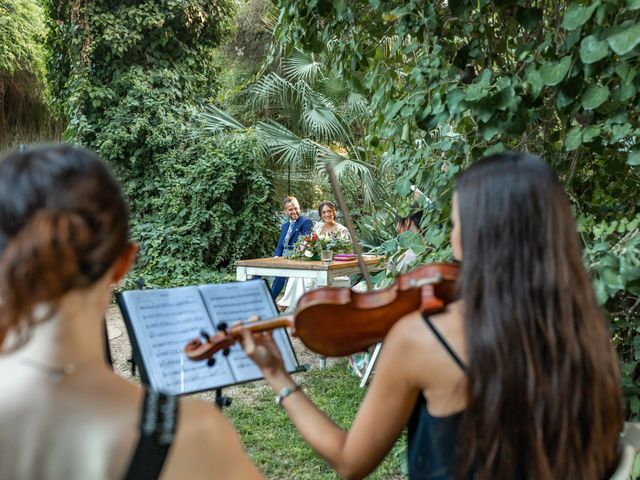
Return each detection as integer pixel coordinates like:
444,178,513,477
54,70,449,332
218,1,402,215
581,84,609,109
483,142,506,156
628,150,640,166
561,1,600,31
446,89,466,114
613,83,637,102
615,62,637,83
593,277,608,304
582,125,601,142
579,35,610,63
565,126,582,151
539,56,572,86
602,267,624,292
556,86,578,108
398,231,426,254
526,68,544,97
607,23,640,56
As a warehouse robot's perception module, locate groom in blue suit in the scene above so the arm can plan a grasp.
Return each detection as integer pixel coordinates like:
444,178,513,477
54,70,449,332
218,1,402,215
272,196,313,299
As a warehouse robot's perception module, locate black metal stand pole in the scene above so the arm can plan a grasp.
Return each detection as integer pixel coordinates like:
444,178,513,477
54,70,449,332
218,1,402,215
215,388,232,410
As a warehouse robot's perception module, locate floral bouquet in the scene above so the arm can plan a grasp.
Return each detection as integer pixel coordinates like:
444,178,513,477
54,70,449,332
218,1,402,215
291,232,353,261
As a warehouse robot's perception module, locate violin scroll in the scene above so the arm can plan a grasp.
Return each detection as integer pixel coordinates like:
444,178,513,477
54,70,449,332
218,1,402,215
184,316,294,362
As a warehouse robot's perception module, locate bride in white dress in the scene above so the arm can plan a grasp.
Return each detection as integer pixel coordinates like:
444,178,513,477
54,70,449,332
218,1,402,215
277,201,350,311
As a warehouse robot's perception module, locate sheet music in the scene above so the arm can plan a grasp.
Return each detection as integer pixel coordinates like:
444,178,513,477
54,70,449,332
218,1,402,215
198,281,299,382
120,287,235,395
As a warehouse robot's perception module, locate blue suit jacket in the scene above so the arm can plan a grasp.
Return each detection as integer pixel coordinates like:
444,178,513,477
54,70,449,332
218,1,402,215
274,216,313,256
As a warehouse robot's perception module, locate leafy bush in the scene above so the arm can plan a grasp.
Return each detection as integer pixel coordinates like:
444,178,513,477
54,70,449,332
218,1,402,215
126,131,279,287
0,0,61,149
45,1,281,286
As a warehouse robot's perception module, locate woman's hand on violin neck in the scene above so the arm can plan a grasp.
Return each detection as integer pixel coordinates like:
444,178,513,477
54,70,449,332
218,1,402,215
239,327,286,380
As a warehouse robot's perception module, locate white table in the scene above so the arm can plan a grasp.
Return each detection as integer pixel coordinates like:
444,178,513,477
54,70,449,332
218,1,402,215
235,256,384,286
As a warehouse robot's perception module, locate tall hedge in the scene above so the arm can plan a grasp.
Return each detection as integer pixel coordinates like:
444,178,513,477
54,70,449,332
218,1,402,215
46,0,279,286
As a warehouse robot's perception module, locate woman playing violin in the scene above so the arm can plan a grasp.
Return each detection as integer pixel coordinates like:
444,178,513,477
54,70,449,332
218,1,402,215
0,145,261,479
240,152,623,479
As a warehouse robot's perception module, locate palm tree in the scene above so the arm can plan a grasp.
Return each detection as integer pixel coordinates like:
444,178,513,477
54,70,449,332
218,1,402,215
200,49,381,207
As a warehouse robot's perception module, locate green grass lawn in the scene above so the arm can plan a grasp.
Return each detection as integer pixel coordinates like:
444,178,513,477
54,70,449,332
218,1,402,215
224,359,407,479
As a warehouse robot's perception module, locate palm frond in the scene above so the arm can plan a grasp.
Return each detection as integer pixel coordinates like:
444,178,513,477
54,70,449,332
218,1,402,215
250,73,306,124
316,147,381,207
302,106,349,143
318,75,349,104
199,105,245,133
256,121,318,168
345,91,369,118
283,50,323,84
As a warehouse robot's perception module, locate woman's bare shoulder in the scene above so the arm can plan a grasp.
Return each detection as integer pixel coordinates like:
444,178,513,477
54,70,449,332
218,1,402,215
164,397,262,479
389,301,463,347
383,302,466,381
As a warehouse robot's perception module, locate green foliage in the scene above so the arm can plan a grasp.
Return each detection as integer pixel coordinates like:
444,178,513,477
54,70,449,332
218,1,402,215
45,0,235,133
0,0,61,150
45,0,282,286
125,131,279,287
221,0,274,71
580,213,640,415
202,48,384,209
273,0,640,415
0,0,46,76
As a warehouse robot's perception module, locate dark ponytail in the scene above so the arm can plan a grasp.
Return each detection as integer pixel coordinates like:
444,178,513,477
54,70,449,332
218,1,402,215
0,145,129,351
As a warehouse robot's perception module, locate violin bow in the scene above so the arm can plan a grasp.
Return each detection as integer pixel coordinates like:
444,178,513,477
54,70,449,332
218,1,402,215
325,163,374,291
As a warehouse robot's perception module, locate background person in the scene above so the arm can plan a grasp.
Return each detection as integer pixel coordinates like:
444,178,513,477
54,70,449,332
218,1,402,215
392,207,423,273
315,201,350,239
277,201,350,312
240,152,623,480
271,196,313,299
0,145,261,480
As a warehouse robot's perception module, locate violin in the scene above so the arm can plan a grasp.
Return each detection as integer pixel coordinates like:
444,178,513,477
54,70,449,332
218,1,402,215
184,262,459,362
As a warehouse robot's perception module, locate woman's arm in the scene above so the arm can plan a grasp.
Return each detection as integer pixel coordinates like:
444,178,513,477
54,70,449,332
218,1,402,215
241,316,424,479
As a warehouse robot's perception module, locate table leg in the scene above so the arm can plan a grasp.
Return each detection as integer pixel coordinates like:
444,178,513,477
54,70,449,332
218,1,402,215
236,267,247,281
359,342,382,388
317,272,328,287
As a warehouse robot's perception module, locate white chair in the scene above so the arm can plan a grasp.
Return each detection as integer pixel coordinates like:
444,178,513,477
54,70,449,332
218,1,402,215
610,422,640,480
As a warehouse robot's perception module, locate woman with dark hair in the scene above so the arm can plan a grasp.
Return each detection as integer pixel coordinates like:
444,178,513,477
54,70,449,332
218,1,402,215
240,152,623,479
316,201,350,239
0,145,261,479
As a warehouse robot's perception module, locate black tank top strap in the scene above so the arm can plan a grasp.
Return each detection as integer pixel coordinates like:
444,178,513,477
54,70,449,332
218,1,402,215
421,312,467,373
123,389,179,480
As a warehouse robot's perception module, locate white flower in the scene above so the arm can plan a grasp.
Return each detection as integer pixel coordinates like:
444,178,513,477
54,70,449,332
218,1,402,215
304,250,313,258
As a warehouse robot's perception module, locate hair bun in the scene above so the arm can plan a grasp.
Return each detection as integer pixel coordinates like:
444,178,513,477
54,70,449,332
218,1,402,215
0,210,97,346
